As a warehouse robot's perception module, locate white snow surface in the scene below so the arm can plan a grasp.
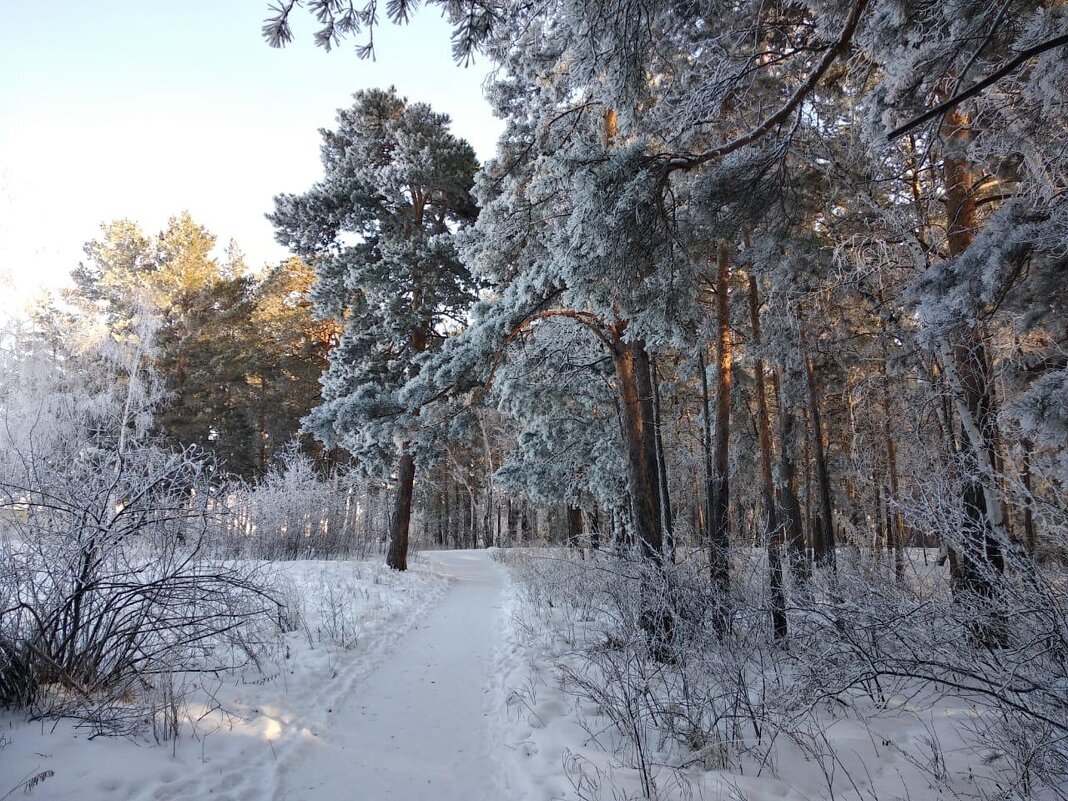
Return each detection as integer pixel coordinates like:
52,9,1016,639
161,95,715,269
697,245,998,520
1,551,513,801
278,549,507,800
2,548,1022,801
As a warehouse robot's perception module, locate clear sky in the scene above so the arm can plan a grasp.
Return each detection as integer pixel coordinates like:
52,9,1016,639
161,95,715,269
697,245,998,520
0,0,502,317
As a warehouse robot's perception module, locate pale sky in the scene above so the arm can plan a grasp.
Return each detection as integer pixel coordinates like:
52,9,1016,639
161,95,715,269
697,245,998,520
0,0,502,318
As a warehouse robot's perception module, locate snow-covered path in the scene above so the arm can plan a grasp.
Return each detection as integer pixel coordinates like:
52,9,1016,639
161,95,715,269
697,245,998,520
276,549,506,800
1,553,512,801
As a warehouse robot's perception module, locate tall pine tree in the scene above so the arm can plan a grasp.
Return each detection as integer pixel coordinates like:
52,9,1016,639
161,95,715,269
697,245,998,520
270,88,479,570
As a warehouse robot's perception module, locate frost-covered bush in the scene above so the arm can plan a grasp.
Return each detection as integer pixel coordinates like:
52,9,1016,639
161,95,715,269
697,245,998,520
213,446,382,560
505,547,1068,800
0,440,277,724
0,308,277,731
786,552,1068,798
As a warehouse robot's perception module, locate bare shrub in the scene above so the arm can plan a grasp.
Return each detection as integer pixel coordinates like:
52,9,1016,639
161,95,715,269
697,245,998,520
211,446,380,561
505,543,1068,800
0,443,278,731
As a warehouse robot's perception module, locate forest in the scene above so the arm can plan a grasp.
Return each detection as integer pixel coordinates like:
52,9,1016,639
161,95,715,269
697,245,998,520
1,1,1067,799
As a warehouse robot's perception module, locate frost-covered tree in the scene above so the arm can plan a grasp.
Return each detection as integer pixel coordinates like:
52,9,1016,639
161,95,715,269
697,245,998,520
858,0,1068,610
490,317,628,516
263,0,1068,601
271,88,479,570
72,217,334,478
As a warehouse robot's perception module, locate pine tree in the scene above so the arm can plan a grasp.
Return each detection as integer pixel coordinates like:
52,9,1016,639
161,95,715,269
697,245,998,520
271,87,479,571
74,214,253,466
72,215,332,479
246,257,339,474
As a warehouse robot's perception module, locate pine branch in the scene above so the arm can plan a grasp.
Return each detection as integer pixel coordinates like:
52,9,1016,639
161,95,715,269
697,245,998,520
888,33,1068,141
661,0,870,172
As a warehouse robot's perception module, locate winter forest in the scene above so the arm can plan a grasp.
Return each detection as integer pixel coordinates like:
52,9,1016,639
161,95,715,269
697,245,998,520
2,1,1067,799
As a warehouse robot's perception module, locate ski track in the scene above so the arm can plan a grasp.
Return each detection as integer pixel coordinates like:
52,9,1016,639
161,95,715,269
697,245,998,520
127,550,508,801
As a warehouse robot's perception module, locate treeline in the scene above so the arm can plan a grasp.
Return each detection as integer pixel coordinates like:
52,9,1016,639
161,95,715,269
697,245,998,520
27,213,334,479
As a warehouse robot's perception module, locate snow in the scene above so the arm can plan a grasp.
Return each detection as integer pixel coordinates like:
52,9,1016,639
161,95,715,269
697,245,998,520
490,549,1030,801
2,549,1050,801
1,556,454,800
277,549,507,800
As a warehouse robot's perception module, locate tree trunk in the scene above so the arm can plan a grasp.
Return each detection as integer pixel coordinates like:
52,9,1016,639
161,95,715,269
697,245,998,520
707,245,733,626
886,431,906,580
464,487,474,548
386,452,416,570
748,275,786,638
873,471,884,551
804,351,836,569
1021,439,1036,555
385,322,428,570
478,412,496,548
611,331,664,561
436,490,445,547
506,497,518,547
877,306,907,581
941,108,1006,608
612,328,672,657
567,506,583,548
448,481,455,547
520,502,531,544
258,377,269,475
776,369,809,590
651,358,675,559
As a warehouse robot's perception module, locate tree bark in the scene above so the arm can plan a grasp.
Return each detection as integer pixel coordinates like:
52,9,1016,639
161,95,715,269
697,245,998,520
941,108,1006,605
611,331,664,561
1021,439,1036,555
612,328,672,657
877,311,907,580
436,490,445,547
748,275,786,638
651,358,674,559
886,428,906,580
464,486,474,548
506,497,518,547
804,350,836,569
520,502,531,544
385,321,428,571
776,369,809,590
567,506,583,549
386,452,416,570
478,412,496,548
708,245,733,624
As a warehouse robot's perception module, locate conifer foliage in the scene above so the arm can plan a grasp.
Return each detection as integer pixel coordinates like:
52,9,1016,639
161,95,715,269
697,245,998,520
73,214,332,477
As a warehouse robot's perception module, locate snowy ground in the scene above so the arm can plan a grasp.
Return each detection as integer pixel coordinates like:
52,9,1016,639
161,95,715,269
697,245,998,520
1,554,479,801
2,549,1042,801
491,549,1033,801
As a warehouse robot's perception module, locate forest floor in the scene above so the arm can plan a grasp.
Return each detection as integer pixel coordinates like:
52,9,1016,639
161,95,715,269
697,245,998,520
3,549,1016,801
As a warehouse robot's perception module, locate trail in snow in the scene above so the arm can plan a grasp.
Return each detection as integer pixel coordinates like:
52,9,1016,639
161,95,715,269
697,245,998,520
276,549,506,801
